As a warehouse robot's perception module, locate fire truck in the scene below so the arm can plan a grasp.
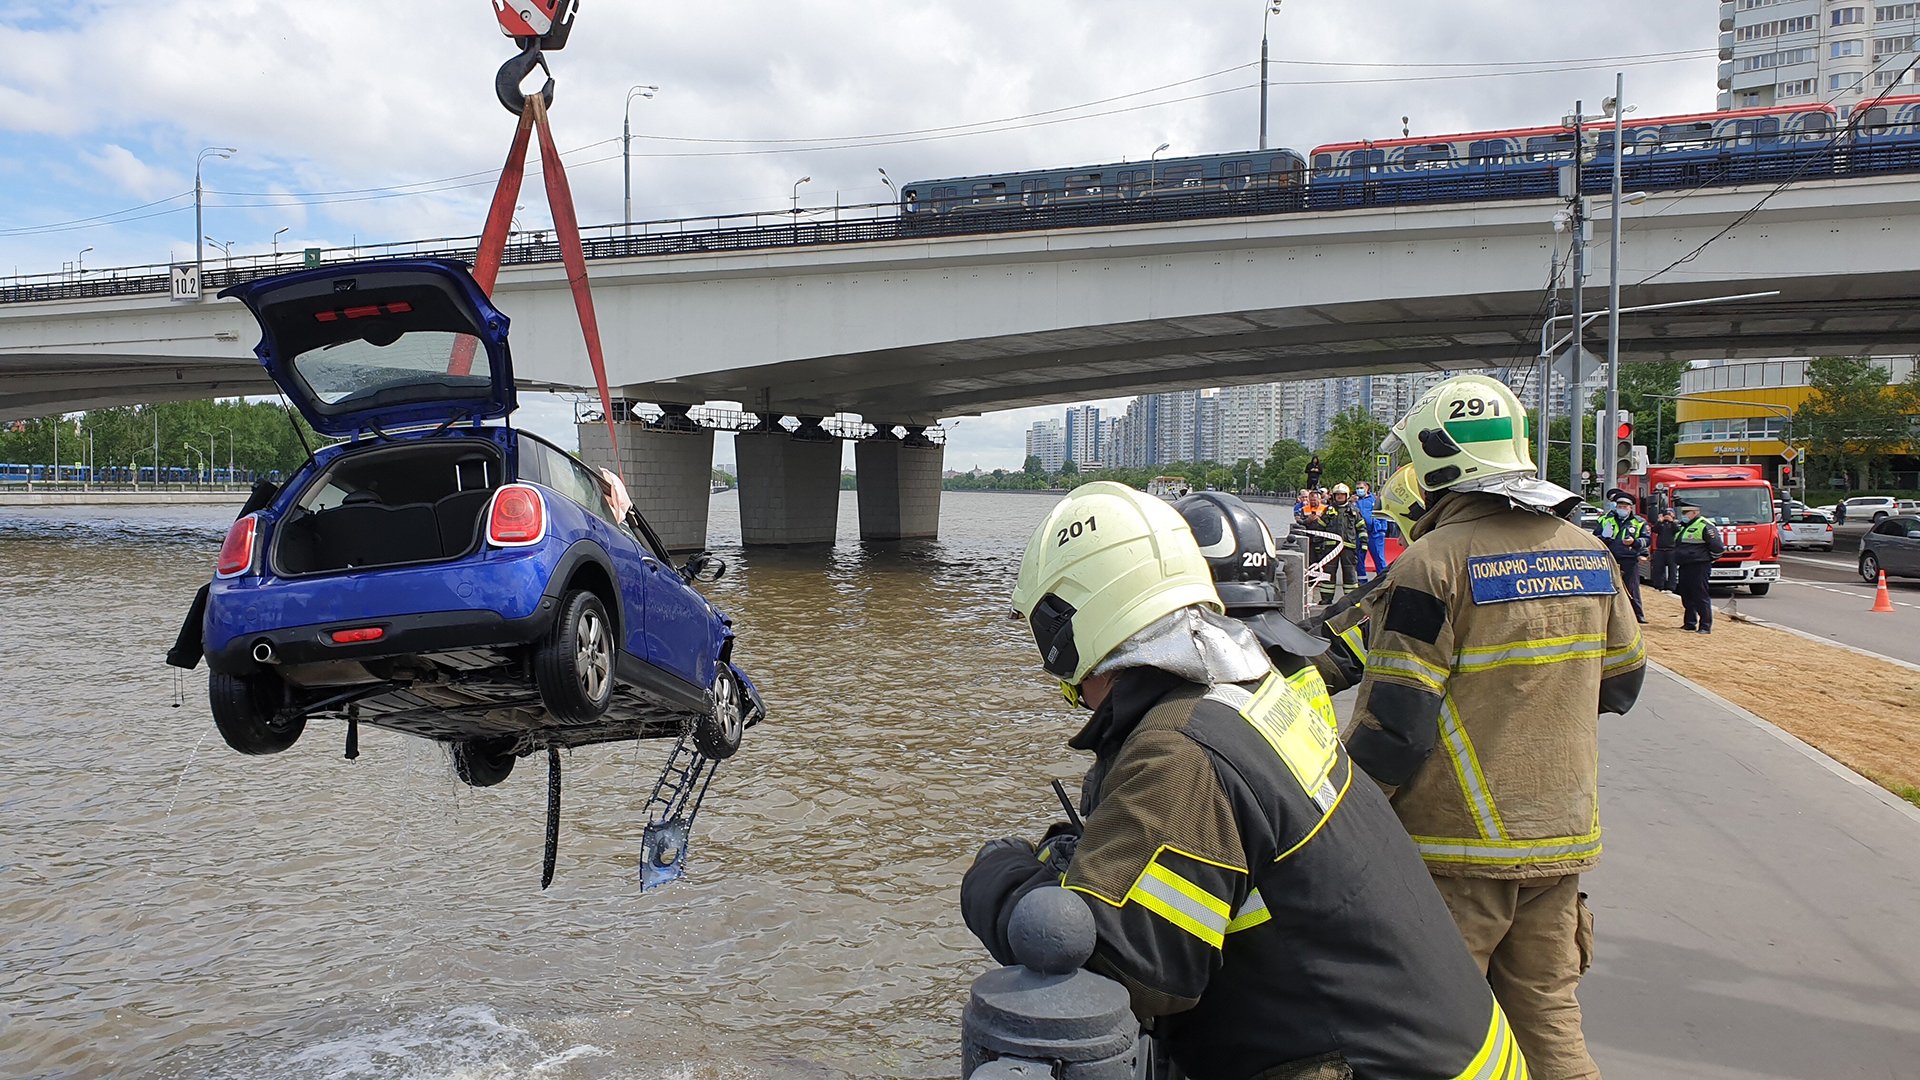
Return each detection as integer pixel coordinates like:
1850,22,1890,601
1616,464,1781,595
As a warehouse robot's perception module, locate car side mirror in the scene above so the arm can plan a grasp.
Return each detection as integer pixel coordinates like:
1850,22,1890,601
1908,530,1920,540
681,552,727,583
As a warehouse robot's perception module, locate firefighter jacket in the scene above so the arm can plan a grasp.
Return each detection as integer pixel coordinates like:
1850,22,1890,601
1348,492,1647,880
1595,511,1649,563
962,666,1528,1080
1323,500,1364,547
1674,516,1725,564
1305,573,1389,696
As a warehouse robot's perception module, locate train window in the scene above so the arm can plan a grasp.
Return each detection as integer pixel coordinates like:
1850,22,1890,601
1020,179,1053,194
1163,164,1204,183
1312,153,1334,171
972,182,1008,197
1523,134,1575,161
1221,160,1252,176
1401,143,1454,169
1467,139,1510,164
1350,148,1386,174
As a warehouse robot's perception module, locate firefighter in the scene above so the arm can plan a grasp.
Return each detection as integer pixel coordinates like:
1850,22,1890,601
1172,491,1338,731
1323,483,1364,597
964,481,1528,1079
1595,494,1650,624
1309,463,1429,697
1353,375,1646,1079
1672,499,1725,634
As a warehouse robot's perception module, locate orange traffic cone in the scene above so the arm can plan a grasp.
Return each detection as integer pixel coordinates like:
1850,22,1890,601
1872,570,1896,613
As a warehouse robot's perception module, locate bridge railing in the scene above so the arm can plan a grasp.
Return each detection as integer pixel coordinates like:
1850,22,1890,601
9,142,1913,308
573,399,947,444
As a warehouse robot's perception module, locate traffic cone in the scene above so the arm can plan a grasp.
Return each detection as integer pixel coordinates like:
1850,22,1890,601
1872,570,1896,613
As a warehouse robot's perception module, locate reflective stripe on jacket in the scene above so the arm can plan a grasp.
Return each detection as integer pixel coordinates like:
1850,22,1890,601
1348,492,1647,880
989,666,1518,1078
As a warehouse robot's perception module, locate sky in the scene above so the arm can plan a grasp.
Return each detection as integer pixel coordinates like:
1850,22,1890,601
0,1,1725,468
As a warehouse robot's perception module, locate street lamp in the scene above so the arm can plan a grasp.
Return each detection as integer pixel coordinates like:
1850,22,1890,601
76,247,93,278
195,146,237,294
622,83,659,235
791,175,812,216
1259,0,1284,150
273,227,289,257
1149,142,1171,188
205,236,235,271
1600,73,1638,498
877,167,897,204
217,424,234,485
183,443,204,486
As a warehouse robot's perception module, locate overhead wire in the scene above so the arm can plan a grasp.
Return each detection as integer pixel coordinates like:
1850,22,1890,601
1632,50,1920,287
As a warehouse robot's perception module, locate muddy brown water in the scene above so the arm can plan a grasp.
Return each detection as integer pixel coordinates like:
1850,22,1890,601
0,492,1292,1079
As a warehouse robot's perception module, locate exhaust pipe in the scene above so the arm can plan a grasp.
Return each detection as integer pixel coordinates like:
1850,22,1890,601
252,641,279,665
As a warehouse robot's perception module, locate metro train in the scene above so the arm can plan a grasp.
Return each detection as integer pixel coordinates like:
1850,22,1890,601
899,96,1920,220
0,463,275,485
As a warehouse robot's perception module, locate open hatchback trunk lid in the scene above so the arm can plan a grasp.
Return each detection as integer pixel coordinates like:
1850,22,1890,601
221,258,514,436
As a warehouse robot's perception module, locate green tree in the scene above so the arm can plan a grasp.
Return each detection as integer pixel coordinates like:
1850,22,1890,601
1023,454,1044,478
1795,357,1908,490
1256,439,1311,492
1319,407,1391,489
1061,459,1079,476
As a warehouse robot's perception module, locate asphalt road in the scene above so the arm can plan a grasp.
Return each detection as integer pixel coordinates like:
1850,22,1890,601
1726,533,1920,667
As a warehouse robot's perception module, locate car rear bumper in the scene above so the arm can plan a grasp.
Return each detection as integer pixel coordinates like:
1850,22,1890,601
205,599,561,674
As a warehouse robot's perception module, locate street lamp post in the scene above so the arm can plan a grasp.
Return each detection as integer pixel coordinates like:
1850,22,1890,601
1259,1,1283,150
195,147,237,294
183,443,204,487
622,84,659,235
791,175,812,217
76,247,93,278
273,227,289,257
1149,143,1171,188
1602,73,1628,498
877,167,897,205
205,237,235,271
219,424,235,485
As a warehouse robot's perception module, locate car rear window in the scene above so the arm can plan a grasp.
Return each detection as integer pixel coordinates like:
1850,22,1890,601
1790,513,1827,524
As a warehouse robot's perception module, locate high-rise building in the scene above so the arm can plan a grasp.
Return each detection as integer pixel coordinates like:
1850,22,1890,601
1718,2,1920,112
1025,418,1066,472
1064,405,1102,466
1214,382,1283,464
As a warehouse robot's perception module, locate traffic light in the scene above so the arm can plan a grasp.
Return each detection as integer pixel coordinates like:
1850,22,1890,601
1611,411,1636,481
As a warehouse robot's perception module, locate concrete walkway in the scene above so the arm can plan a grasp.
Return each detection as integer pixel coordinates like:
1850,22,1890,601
1581,668,1920,1078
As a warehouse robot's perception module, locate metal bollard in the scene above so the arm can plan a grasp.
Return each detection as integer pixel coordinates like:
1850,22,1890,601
961,886,1141,1079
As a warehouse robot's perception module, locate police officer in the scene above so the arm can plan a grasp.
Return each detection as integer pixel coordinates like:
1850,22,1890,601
1354,375,1645,1078
964,481,1528,1079
1647,505,1681,593
1672,499,1725,634
1595,493,1650,624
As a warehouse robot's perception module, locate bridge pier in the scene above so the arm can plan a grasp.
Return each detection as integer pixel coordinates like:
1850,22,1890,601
577,409,714,553
854,425,943,541
736,416,842,546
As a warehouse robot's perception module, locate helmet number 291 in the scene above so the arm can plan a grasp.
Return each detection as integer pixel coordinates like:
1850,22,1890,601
1057,516,1097,546
1448,397,1502,419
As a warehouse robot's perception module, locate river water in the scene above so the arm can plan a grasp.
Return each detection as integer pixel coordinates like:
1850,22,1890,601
0,491,1296,1079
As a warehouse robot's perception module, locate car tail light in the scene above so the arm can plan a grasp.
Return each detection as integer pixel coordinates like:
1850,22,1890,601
216,514,258,578
487,484,547,546
329,626,384,644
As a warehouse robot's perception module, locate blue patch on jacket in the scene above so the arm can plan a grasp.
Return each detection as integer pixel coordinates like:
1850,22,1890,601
1466,550,1618,605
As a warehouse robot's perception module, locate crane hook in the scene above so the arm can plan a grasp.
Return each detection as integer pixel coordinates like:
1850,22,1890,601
495,40,555,116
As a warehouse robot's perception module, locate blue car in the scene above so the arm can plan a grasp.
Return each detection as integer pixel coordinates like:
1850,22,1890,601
192,258,762,786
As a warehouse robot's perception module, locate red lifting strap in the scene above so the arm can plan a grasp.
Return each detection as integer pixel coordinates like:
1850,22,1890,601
455,94,622,478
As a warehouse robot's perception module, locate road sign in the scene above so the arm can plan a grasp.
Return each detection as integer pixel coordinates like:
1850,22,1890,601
303,247,322,269
169,264,200,302
1780,447,1798,462
1375,453,1391,470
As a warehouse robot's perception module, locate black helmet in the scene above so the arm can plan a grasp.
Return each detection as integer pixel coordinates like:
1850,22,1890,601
1174,491,1282,611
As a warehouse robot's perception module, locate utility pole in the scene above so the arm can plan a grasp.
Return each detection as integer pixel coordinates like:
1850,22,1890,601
1601,72,1627,498
1566,101,1588,496
1258,2,1282,150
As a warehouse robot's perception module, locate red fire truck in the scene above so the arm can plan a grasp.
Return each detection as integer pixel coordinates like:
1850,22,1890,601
1616,464,1781,595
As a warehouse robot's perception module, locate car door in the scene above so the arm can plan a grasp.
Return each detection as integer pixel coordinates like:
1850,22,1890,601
519,435,652,664
1894,518,1920,576
627,510,717,690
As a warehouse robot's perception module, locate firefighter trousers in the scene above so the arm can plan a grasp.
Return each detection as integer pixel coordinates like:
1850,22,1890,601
1432,874,1598,1080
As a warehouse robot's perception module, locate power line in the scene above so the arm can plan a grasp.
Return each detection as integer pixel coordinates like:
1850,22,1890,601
0,192,192,237
1634,51,1920,287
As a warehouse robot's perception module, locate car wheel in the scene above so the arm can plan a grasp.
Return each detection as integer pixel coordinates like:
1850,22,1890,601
693,665,745,760
1860,552,1882,584
1749,583,1771,596
534,590,615,723
208,671,305,755
1874,512,1889,523
450,736,517,787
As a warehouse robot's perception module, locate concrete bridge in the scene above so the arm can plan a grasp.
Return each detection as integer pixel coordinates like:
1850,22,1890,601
6,173,1920,545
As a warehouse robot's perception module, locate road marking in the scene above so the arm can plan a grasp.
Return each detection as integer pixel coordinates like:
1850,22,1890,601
1778,554,1850,569
1773,578,1919,610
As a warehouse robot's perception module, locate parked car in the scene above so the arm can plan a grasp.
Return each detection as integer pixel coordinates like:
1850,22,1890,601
1837,496,1901,525
1861,515,1920,582
1573,502,1603,529
183,258,763,784
1779,509,1835,551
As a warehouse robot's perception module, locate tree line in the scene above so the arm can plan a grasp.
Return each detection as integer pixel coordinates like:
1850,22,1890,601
0,401,323,479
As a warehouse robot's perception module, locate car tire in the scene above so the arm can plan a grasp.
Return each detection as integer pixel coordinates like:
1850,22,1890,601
1874,512,1889,523
450,736,517,787
1749,583,1771,596
693,665,745,760
1860,552,1882,584
208,671,305,755
534,590,615,723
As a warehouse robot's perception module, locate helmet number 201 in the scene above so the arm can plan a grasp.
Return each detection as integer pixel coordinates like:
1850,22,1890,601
1057,516,1097,546
1447,397,1502,419
1242,551,1270,568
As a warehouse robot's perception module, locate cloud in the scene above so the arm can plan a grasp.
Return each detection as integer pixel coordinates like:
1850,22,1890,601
78,143,175,199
